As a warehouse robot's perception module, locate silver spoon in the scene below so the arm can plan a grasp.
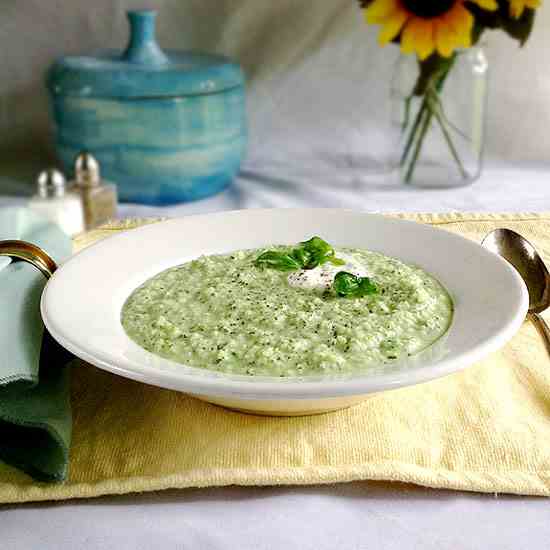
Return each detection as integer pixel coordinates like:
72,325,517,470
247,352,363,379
482,228,550,353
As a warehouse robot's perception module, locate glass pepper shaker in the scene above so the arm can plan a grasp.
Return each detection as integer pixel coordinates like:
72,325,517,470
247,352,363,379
28,168,86,237
72,152,118,230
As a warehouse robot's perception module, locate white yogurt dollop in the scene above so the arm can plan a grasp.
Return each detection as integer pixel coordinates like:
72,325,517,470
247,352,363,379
287,252,370,291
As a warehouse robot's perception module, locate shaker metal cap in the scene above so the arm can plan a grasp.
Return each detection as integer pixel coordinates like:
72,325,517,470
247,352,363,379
75,152,101,187
37,169,67,198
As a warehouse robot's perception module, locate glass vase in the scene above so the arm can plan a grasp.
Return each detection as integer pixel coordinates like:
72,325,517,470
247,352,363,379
391,47,488,188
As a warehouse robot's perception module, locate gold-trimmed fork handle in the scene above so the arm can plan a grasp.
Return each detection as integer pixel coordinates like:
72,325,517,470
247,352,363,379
0,240,58,279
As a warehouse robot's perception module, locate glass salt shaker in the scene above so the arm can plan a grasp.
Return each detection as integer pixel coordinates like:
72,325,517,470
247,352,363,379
72,152,118,230
28,168,85,237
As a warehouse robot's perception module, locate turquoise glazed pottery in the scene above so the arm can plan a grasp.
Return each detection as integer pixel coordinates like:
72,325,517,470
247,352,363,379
46,10,247,205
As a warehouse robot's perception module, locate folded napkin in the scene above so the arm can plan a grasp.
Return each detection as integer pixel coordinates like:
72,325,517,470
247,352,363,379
1,212,550,503
0,207,73,481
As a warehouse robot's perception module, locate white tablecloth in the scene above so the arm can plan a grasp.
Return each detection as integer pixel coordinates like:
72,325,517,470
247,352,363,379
2,165,550,549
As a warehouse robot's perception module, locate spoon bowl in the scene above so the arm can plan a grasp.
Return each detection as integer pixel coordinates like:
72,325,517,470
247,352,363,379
482,228,550,352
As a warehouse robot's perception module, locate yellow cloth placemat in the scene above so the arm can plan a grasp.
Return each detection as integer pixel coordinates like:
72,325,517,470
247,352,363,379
2,212,550,503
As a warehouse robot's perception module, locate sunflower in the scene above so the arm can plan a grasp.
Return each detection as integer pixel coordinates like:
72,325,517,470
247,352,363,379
363,0,498,59
509,0,541,18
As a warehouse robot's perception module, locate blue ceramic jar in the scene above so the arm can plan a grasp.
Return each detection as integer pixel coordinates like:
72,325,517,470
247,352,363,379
46,10,247,205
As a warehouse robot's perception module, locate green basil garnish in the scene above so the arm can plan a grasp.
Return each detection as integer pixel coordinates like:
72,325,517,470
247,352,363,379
254,250,302,272
333,271,378,297
254,236,344,272
298,236,345,269
255,238,378,299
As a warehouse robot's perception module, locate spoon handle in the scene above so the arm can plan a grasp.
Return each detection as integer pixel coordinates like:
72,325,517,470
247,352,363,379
529,312,550,357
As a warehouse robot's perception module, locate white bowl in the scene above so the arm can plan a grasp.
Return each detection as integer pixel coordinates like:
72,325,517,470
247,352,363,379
41,209,528,415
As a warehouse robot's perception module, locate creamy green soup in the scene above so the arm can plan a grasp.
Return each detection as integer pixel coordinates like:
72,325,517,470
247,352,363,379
121,246,452,377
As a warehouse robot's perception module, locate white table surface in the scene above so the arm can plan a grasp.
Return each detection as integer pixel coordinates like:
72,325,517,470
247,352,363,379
1,164,550,550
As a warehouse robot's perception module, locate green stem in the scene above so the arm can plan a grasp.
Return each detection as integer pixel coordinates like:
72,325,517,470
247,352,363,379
404,107,433,183
402,95,413,132
430,97,468,179
401,54,458,185
400,97,427,166
430,92,471,142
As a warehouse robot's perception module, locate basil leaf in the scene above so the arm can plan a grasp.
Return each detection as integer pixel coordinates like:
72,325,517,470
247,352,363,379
357,277,378,296
299,236,344,269
333,271,361,296
291,247,313,268
254,251,302,271
333,271,378,298
254,236,345,272
300,236,332,252
327,256,346,266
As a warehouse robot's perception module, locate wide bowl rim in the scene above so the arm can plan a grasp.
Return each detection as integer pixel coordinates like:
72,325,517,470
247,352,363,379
41,208,529,400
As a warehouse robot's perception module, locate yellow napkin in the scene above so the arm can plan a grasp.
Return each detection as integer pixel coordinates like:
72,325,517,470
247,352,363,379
1,212,550,503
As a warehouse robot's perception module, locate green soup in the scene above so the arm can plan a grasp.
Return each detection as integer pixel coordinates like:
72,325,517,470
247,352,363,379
121,246,453,377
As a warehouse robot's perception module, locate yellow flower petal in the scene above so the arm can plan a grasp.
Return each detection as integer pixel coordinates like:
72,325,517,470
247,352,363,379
434,4,472,57
362,0,498,59
447,3,473,49
365,0,401,24
400,19,417,55
378,10,409,45
509,0,524,17
509,0,541,18
402,18,435,60
434,17,457,57
417,21,436,60
471,0,498,10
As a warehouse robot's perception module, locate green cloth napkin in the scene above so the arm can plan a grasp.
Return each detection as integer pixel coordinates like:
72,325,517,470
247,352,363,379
0,207,73,481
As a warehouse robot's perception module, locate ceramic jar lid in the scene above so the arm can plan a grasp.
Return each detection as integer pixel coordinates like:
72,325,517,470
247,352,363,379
46,10,244,99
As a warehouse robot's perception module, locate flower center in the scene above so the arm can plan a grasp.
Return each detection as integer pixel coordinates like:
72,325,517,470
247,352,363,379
401,0,457,18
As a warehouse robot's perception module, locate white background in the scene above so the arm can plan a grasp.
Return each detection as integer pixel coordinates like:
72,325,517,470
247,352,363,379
0,0,550,189
3,484,550,550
